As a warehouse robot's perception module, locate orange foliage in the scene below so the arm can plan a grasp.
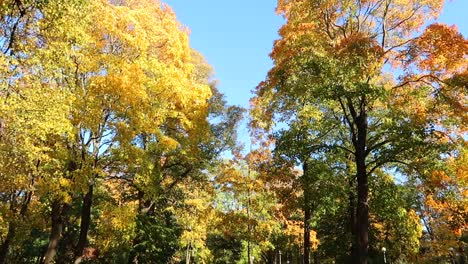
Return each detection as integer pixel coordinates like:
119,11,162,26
410,24,467,76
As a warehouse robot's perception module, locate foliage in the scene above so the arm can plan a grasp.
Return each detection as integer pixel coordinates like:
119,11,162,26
130,212,182,264
251,0,466,263
206,234,243,264
0,0,466,263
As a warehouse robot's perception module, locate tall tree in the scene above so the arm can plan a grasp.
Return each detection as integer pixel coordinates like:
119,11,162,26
272,117,338,264
0,0,86,262
0,0,220,263
251,0,465,263
213,152,281,264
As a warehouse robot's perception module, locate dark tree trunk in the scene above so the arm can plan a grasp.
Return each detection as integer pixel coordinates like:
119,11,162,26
264,250,275,264
355,168,368,264
348,175,357,263
304,206,311,264
0,223,15,264
303,162,311,264
128,247,138,264
44,201,68,264
354,108,368,264
74,184,94,264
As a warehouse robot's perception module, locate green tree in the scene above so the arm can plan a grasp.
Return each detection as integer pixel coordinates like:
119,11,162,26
252,1,464,263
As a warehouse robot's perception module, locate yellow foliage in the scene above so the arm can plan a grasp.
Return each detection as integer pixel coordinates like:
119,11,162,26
0,0,214,260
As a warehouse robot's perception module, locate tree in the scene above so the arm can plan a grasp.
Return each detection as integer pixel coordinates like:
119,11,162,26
251,0,464,263
272,120,337,264
368,173,423,263
400,23,467,262
0,0,85,262
415,143,467,263
0,0,222,263
213,153,281,264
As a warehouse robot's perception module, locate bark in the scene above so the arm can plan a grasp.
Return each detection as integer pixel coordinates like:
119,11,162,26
128,249,138,264
74,184,94,264
44,201,69,264
247,240,252,264
302,161,311,264
348,175,357,263
247,185,252,264
0,224,15,264
355,170,368,264
304,206,311,264
354,109,369,264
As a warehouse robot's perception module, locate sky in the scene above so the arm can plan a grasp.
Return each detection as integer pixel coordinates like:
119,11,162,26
164,0,467,107
163,0,468,143
163,1,283,108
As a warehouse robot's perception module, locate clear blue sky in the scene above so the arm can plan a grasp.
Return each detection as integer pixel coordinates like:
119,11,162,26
164,0,467,110
163,0,283,108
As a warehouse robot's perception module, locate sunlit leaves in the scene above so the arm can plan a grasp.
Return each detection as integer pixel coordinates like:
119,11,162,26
252,0,465,262
0,0,214,262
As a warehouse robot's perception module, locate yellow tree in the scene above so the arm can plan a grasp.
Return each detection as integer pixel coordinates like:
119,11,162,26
176,180,216,263
58,1,212,263
0,84,73,264
213,149,283,263
0,0,212,262
0,0,85,262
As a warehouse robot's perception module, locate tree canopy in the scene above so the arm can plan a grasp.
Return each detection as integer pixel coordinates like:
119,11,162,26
0,0,466,263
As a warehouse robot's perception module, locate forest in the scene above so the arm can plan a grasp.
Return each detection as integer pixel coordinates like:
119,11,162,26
0,0,466,263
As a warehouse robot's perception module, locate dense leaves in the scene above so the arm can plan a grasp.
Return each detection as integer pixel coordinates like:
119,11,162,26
252,0,466,263
0,0,466,263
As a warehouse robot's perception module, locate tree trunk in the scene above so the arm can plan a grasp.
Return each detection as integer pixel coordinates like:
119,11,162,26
128,246,138,264
354,110,368,264
74,184,94,264
247,184,252,264
304,205,311,264
355,171,368,264
348,174,357,263
0,223,15,264
270,250,276,264
44,201,68,264
185,242,191,264
302,161,312,264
